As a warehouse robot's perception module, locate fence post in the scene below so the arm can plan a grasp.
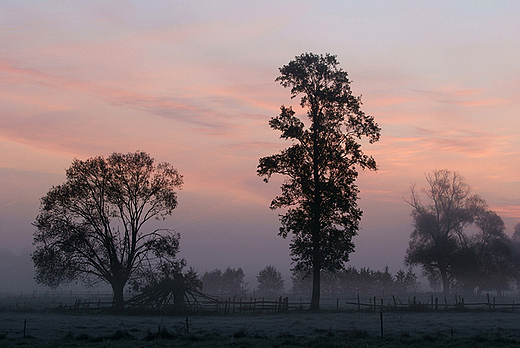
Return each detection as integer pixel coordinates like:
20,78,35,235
357,295,360,311
444,297,448,310
487,294,490,311
380,298,383,311
435,297,438,311
380,311,384,338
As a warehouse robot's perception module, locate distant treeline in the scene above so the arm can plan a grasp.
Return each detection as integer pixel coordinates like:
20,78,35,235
199,265,419,297
292,266,419,296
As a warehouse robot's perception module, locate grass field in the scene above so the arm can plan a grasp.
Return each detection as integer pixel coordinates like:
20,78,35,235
1,308,520,347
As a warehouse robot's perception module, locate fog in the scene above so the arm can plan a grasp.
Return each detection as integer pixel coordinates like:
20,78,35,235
1,1,520,297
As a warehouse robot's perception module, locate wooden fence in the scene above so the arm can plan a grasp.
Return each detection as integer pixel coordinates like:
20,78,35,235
6,291,520,313
59,293,520,313
190,296,294,314
47,296,298,314
344,293,520,312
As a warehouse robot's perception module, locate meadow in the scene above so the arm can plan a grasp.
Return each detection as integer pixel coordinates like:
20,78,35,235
1,298,520,347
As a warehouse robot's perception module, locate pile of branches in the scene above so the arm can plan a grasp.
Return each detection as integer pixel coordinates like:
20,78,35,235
126,271,218,314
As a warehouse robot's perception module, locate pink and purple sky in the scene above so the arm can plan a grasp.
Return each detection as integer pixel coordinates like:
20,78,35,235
1,1,519,292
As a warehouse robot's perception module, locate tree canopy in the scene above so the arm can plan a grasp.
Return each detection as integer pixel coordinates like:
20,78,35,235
201,267,248,296
403,170,520,294
258,52,380,309
257,265,285,296
32,151,184,311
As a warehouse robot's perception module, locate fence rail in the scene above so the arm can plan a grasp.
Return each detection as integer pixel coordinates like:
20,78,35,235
4,291,520,313
125,296,298,314
344,293,520,312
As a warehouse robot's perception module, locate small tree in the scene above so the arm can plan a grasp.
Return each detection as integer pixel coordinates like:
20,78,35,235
201,267,248,296
258,52,380,310
32,151,183,311
130,265,202,313
222,267,248,295
394,268,420,294
201,269,224,295
257,265,285,296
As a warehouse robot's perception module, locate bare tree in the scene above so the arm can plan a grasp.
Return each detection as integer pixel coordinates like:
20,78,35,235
32,151,183,311
405,170,485,294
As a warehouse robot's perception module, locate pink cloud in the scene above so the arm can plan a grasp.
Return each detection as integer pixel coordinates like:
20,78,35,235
491,205,520,219
0,59,238,133
366,96,415,108
413,88,506,107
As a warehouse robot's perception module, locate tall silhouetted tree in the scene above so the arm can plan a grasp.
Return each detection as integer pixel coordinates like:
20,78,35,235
257,265,285,296
405,170,486,294
32,151,183,311
258,53,380,310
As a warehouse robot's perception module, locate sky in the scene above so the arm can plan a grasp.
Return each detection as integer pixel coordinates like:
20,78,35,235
1,0,520,293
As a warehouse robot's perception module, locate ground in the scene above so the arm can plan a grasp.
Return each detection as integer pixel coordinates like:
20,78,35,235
1,309,520,347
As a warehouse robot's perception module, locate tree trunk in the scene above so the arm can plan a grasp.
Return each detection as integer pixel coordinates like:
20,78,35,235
310,257,321,311
173,273,185,313
310,214,321,311
309,106,322,311
440,268,450,295
111,280,125,312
